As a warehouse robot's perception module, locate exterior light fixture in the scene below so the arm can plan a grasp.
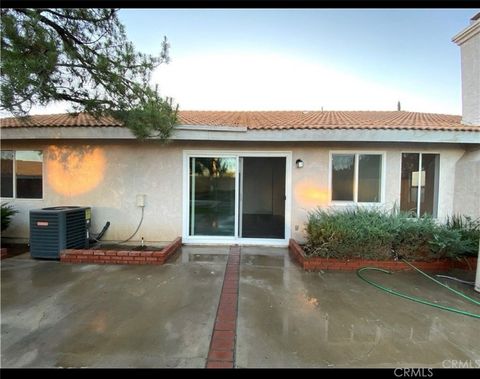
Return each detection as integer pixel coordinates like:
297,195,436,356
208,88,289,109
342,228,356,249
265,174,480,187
296,159,304,168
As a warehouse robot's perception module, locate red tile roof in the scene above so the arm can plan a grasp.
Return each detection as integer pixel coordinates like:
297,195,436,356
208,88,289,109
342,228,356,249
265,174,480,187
1,111,478,132
0,113,122,128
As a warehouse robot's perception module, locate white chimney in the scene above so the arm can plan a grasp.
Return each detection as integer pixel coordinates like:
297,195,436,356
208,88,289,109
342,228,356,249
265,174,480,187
452,13,480,126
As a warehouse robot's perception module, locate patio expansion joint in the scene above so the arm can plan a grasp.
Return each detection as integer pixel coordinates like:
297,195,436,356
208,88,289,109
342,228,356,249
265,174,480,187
206,245,241,369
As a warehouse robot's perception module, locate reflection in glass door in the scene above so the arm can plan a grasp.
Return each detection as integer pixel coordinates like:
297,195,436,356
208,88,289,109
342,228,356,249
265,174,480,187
189,157,237,236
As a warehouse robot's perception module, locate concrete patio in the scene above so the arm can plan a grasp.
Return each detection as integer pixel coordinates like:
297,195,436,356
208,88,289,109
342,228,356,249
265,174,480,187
1,246,479,368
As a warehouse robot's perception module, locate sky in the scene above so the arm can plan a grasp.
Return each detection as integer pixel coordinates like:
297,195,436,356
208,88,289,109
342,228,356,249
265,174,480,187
29,8,479,115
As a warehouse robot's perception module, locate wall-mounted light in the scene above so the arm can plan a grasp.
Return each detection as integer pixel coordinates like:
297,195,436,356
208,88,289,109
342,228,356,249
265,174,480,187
296,159,304,168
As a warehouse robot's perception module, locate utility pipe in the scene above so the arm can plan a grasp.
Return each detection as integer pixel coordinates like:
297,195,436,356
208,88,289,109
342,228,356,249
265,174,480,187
475,239,480,293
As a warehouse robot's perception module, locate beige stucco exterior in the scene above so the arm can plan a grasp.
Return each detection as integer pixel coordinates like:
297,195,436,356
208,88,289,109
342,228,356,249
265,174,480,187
1,139,476,245
453,147,480,218
453,16,480,126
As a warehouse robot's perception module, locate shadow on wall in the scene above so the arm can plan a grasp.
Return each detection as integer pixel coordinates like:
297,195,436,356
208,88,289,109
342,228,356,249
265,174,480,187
46,145,106,196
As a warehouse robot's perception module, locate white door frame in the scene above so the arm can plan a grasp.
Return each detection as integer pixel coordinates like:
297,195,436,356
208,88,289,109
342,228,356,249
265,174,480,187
182,150,292,246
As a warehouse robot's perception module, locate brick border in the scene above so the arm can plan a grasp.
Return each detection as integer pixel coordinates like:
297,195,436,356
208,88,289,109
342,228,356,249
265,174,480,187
289,239,477,272
60,237,182,265
1,248,8,260
206,245,240,369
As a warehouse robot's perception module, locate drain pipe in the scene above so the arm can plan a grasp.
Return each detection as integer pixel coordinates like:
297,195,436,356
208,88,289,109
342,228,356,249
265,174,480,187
475,239,480,293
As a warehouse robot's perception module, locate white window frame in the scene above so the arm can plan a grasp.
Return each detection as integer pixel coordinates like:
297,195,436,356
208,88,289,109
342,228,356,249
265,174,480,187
329,150,386,205
182,150,292,246
399,151,441,218
0,149,45,201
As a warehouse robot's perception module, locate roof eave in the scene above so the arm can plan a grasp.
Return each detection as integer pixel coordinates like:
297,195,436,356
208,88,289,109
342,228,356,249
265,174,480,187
452,19,480,45
1,126,479,144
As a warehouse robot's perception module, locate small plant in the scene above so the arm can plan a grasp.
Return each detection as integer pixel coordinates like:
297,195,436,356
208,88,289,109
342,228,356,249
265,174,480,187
1,203,18,232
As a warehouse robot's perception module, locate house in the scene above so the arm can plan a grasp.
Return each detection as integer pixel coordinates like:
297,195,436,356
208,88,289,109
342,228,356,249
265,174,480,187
1,15,479,247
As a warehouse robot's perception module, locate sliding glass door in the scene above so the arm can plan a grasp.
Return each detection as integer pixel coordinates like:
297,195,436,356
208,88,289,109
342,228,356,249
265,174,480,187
187,154,288,241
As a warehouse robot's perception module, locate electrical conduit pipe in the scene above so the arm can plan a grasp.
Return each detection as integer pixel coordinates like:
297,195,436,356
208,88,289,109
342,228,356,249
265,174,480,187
475,240,480,293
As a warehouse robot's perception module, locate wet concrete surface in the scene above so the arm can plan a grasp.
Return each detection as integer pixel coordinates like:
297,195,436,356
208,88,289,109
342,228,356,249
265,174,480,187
2,246,479,368
1,246,228,368
237,247,480,368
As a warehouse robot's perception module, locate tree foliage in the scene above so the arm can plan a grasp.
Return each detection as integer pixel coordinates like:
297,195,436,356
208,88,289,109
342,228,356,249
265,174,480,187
1,8,178,139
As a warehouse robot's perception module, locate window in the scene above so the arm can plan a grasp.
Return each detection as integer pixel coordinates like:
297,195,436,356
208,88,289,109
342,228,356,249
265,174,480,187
400,153,439,217
332,154,355,201
331,153,383,203
0,150,43,199
1,151,14,197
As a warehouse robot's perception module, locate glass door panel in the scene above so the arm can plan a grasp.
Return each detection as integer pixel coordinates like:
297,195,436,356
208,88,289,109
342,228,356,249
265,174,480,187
400,153,420,216
419,154,439,217
189,157,236,236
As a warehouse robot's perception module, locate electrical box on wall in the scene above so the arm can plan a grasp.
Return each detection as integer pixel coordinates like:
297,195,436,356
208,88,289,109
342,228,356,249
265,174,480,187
136,194,146,207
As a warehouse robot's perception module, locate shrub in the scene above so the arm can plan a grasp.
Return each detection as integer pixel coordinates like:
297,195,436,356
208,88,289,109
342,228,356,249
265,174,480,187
1,203,18,232
391,214,441,261
443,215,480,257
428,227,469,258
305,207,394,260
304,207,478,261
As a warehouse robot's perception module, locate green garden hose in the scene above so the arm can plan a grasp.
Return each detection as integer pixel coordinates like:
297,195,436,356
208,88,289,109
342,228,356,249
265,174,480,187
400,259,480,307
356,259,480,319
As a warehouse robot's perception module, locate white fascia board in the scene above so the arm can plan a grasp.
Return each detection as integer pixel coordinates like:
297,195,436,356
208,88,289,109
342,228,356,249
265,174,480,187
1,125,480,144
172,128,480,144
452,20,480,45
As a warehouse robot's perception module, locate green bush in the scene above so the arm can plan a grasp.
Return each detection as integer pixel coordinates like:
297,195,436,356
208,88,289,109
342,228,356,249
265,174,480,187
305,207,394,260
391,215,439,261
304,207,479,261
1,203,18,232
444,215,480,257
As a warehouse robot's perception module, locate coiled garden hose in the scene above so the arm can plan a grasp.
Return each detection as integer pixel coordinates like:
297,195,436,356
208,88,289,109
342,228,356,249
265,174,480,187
356,259,480,319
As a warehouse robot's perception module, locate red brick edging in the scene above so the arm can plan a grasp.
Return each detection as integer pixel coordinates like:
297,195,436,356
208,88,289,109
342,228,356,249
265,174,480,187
1,248,8,260
206,245,240,369
289,239,477,272
60,237,182,265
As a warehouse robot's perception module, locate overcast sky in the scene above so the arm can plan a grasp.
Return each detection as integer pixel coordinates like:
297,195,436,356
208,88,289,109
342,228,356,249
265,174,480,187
29,8,479,115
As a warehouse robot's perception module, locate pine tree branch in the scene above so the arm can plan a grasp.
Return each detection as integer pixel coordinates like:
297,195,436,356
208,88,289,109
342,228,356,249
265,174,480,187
42,9,117,24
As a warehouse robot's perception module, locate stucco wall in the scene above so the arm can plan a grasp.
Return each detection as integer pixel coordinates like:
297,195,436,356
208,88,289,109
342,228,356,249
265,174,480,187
453,147,480,219
459,23,480,126
1,140,470,244
1,141,184,244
